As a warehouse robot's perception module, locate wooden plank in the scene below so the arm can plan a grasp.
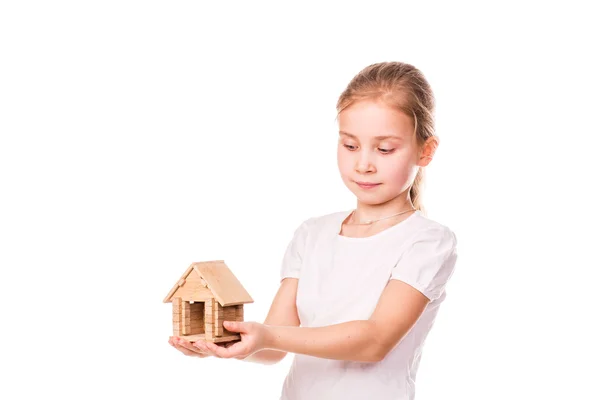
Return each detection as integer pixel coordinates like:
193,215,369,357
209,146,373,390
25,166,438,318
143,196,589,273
190,320,204,329
172,298,183,335
163,263,196,303
190,302,204,315
204,298,215,340
215,302,223,336
182,301,190,335
193,261,253,306
224,306,236,321
171,271,213,302
172,297,182,311
235,304,244,322
181,333,240,344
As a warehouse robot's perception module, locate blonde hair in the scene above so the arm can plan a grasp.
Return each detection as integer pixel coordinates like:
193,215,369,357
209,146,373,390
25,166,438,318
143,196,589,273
336,61,437,215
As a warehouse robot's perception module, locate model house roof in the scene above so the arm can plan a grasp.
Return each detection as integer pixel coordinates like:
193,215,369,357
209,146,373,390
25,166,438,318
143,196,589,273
163,260,254,306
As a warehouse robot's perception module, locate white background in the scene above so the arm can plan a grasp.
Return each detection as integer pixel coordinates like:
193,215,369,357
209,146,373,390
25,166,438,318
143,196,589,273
1,1,598,399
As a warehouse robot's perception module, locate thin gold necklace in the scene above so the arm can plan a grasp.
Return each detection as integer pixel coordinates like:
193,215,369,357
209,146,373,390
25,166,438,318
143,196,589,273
349,207,416,225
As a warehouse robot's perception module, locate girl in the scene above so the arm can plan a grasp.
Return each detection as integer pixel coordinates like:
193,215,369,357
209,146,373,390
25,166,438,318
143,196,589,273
169,61,458,400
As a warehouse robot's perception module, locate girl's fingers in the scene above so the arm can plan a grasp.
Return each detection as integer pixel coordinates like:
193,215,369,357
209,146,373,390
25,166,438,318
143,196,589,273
169,336,249,360
177,338,202,352
222,340,248,359
174,342,205,357
204,340,247,359
194,340,221,358
169,337,209,358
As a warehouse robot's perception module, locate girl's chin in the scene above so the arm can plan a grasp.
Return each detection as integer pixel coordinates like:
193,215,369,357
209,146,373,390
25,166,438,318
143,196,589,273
353,192,388,204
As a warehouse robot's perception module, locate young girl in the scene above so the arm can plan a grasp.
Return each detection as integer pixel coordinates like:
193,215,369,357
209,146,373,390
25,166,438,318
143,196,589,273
169,61,458,400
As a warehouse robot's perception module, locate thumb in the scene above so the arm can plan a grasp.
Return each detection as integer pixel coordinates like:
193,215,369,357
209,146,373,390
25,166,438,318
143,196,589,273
223,320,247,332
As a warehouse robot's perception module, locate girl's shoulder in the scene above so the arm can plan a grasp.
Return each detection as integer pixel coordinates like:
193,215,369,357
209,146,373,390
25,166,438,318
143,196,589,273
298,209,351,230
409,211,458,246
411,211,454,232
287,209,349,239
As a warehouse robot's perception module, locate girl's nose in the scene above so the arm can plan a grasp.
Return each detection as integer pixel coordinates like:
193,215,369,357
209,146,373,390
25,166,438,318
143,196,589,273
355,150,375,173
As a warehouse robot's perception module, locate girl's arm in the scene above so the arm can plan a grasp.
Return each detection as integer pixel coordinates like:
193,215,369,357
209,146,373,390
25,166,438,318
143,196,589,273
264,279,430,362
241,277,301,365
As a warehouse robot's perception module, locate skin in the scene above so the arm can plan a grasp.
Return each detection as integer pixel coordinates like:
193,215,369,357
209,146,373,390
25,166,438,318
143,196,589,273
337,98,438,234
169,99,440,363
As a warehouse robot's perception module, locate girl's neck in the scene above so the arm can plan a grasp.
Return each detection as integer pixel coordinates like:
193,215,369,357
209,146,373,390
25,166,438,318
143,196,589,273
351,197,415,225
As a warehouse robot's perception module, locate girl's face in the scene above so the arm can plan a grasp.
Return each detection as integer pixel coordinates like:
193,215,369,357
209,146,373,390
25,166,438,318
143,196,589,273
337,99,421,206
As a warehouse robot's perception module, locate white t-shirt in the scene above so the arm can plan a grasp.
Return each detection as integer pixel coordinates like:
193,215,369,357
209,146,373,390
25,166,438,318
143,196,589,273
278,209,458,400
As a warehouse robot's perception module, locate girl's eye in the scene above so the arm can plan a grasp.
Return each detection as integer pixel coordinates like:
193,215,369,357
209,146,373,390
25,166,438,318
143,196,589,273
343,144,394,154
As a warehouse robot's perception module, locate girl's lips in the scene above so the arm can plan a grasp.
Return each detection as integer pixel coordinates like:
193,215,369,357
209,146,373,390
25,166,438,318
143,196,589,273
355,181,381,189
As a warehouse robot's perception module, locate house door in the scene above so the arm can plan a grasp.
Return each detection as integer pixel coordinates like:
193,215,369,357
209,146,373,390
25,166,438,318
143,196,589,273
189,301,205,335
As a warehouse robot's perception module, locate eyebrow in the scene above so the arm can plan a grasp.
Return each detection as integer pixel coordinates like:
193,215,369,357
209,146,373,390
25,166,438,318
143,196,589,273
339,131,403,141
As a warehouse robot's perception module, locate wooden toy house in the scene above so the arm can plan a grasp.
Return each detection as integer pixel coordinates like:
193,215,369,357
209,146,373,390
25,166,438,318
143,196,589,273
163,260,253,343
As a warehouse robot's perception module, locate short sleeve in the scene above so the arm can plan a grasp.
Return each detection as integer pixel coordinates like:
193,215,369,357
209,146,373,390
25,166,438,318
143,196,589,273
390,226,458,301
279,220,310,281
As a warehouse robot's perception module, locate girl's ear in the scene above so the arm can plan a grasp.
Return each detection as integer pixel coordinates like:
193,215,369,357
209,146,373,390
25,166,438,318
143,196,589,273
417,136,439,167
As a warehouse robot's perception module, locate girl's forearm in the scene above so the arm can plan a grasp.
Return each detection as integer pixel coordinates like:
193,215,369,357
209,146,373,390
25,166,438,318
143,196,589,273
265,321,382,363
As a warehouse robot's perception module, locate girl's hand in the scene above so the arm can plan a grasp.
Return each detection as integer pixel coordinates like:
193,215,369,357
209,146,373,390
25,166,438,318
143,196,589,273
198,321,270,360
169,336,218,358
